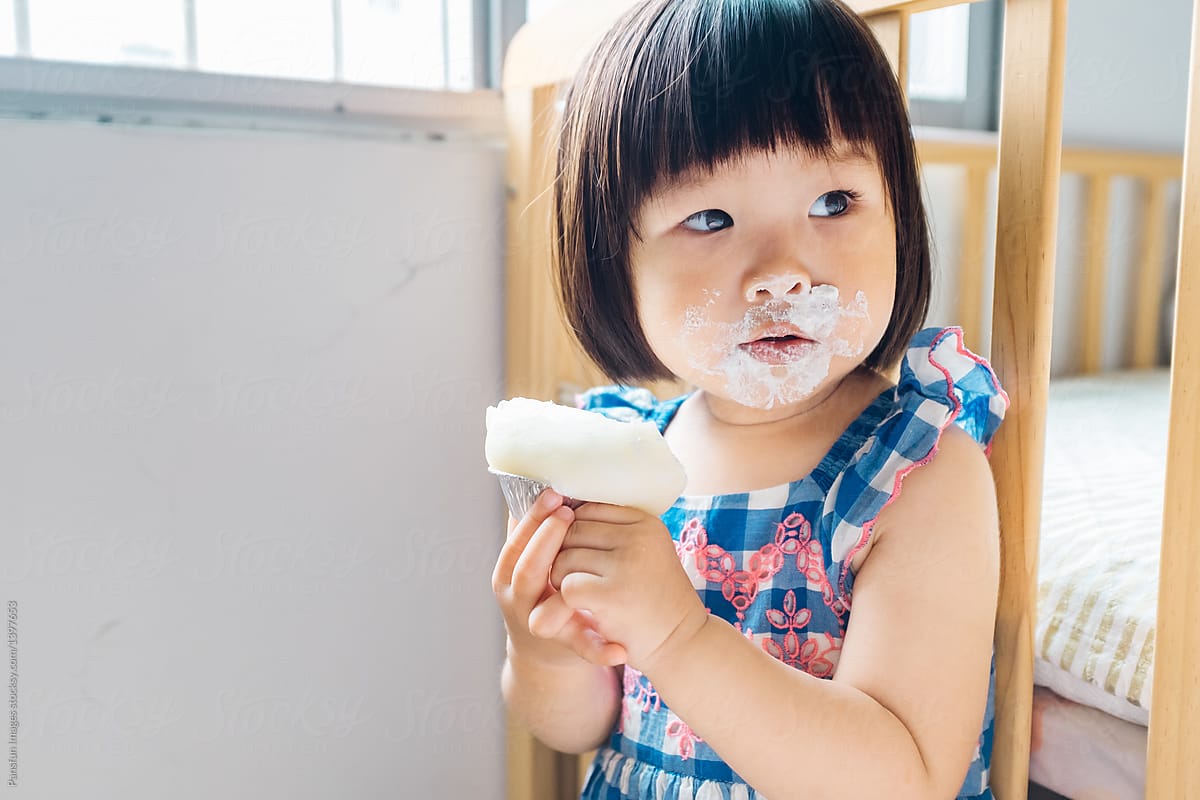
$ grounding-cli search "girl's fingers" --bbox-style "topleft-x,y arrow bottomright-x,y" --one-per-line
510,505 -> 576,602
571,501 -> 644,525
529,592 -> 627,666
560,609 -> 627,667
556,569 -> 606,613
527,591 -> 575,639
559,519 -> 618,552
578,628 -> 628,667
548,547 -> 608,592
492,490 -> 563,591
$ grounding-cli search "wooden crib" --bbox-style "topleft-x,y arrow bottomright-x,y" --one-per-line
499,1 -> 1200,797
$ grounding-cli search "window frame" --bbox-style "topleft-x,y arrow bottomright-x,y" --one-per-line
0,0 -> 525,137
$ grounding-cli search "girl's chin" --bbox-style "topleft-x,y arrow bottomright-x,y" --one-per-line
720,351 -> 840,409
691,377 -> 836,416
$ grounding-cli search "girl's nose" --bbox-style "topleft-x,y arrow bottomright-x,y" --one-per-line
744,272 -> 812,302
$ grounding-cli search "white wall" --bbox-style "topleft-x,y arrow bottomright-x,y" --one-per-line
1060,0 -> 1191,152
0,116 -> 508,799
924,0 -> 1191,375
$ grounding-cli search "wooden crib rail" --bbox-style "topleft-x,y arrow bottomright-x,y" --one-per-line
501,0 -> 983,93
980,3 -> 1066,796
852,0 -> 984,11
1146,1 -> 1200,794
916,130 -> 1183,372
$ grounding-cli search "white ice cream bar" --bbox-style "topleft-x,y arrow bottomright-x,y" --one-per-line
485,397 -> 687,516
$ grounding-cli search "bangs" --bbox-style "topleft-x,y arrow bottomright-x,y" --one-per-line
594,0 -> 909,233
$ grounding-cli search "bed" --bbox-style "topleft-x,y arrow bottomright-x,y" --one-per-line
499,1 -> 1200,798
1024,368 -> 1169,799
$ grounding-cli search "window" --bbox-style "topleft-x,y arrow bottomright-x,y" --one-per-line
1,0 -> 481,90
0,0 -> 18,56
525,0 -> 565,25
908,5 -> 970,102
908,0 -> 1002,131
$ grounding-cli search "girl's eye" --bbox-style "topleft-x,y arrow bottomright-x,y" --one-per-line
681,209 -> 733,232
810,190 -> 862,218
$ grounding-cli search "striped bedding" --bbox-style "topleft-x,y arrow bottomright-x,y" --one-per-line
1034,368 -> 1169,726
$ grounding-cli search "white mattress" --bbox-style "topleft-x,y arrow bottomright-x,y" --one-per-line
1029,686 -> 1146,800
1035,368 -> 1169,726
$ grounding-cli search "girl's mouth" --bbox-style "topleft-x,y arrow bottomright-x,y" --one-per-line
739,335 -> 817,365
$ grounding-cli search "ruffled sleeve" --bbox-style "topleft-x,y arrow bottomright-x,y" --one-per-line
899,327 -> 1009,451
575,385 -> 687,434
829,326 -> 1009,599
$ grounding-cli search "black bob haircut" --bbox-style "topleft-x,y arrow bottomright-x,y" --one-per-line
551,0 -> 933,384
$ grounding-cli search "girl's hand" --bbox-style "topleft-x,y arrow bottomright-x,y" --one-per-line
538,502 -> 709,672
491,489 -> 628,669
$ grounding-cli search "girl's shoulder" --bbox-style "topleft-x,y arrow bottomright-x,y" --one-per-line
574,384 -> 689,434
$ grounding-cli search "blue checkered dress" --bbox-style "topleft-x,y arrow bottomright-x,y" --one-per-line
576,327 -> 1008,800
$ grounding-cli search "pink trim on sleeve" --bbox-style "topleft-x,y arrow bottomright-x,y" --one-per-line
835,327 -> 1001,604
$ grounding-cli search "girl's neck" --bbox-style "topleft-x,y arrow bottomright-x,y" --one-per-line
663,365 -> 894,497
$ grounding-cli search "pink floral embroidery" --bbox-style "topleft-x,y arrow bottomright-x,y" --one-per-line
765,588 -> 812,632
675,518 -> 707,560
775,513 -> 848,621
677,516 -> 849,677
763,592 -> 841,677
678,518 -> 786,625
665,717 -> 704,760
619,666 -> 660,733
679,514 -> 848,623
624,667 -> 660,712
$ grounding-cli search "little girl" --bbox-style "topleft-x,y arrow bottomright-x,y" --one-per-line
492,1 -> 1008,798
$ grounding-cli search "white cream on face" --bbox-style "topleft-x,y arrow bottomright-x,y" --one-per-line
680,285 -> 871,409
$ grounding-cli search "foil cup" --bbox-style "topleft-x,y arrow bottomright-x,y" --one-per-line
489,468 -> 584,520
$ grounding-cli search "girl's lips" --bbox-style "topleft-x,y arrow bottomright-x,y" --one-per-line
746,323 -> 806,341
739,336 -> 817,365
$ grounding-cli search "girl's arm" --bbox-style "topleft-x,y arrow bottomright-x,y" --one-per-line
493,491 -> 627,754
638,425 -> 1000,800
556,429 -> 998,800
501,650 -> 623,754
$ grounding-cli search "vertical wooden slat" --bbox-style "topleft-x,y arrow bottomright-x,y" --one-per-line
866,10 -> 911,101
503,86 -> 535,401
958,166 -> 991,348
1133,177 -> 1170,368
502,82 -> 578,800
1145,0 -> 1200,794
526,84 -> 569,404
577,752 -> 594,794
504,712 -> 564,800
986,0 -> 1067,798
507,88 -> 533,398
1080,175 -> 1112,374
868,7 -> 909,389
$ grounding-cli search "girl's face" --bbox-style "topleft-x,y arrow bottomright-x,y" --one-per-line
629,142 -> 897,418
